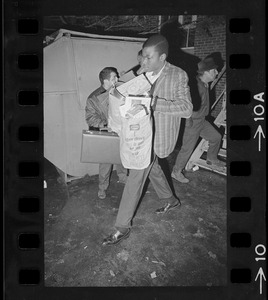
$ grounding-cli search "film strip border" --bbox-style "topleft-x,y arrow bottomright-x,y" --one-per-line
4,2 -> 266,299
228,14 -> 266,298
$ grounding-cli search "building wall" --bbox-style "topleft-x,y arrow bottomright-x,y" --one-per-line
194,16 -> 226,118
44,34 -> 144,178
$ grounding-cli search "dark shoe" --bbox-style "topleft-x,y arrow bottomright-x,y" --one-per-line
155,200 -> 181,214
171,171 -> 189,183
102,229 -> 130,246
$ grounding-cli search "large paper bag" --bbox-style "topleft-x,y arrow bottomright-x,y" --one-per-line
119,114 -> 152,170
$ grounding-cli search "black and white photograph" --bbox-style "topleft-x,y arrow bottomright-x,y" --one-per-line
3,0 -> 266,298
43,15 -> 227,287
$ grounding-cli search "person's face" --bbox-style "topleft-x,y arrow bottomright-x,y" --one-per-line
140,46 -> 166,74
137,52 -> 143,65
204,68 -> 218,83
105,72 -> 118,89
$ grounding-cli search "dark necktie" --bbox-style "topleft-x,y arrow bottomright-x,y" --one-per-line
150,79 -> 158,111
142,73 -> 158,110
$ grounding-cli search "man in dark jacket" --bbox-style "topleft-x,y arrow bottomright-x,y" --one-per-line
171,55 -> 224,183
85,67 -> 127,199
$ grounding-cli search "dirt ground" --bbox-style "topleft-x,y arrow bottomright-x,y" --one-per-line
44,150 -> 227,287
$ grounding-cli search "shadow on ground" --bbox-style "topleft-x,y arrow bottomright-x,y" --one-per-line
44,150 -> 227,287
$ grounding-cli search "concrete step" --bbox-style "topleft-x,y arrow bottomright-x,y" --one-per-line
202,145 -> 226,157
193,158 -> 227,176
215,121 -> 226,127
222,134 -> 226,149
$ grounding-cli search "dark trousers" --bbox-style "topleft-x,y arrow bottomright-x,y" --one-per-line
99,163 -> 127,191
115,155 -> 175,231
173,117 -> 222,172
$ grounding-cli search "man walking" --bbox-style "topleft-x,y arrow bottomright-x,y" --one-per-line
172,55 -> 224,183
102,34 -> 192,245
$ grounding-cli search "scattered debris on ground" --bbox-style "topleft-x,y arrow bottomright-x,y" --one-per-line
44,154 -> 227,287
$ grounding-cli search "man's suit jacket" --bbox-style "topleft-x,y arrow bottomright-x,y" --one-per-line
152,62 -> 193,158
85,86 -> 109,128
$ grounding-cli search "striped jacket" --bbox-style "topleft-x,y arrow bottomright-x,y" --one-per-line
152,62 -> 193,158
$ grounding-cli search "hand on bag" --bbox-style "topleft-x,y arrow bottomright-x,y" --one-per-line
126,104 -> 147,119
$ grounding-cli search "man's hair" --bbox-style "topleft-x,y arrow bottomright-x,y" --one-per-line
99,67 -> 119,84
143,34 -> 169,57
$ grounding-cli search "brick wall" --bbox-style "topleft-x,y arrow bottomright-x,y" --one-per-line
194,16 -> 226,118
